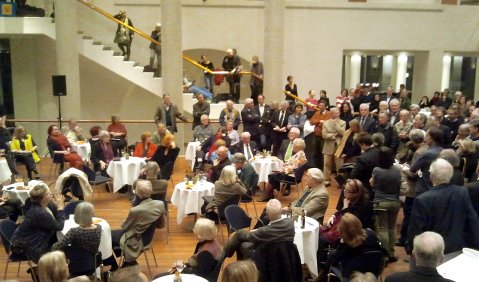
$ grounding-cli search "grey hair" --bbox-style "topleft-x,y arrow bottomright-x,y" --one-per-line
410,104 -> 420,110
74,202 -> 94,226
359,103 -> 369,110
439,149 -> 460,168
413,231 -> 445,268
266,199 -> 282,218
409,129 -> 425,144
135,180 -> 153,199
292,138 -> 306,150
280,101 -> 290,107
232,153 -> 247,164
330,107 -> 340,114
289,127 -> 300,136
429,158 -> 453,185
144,161 -> 160,178
389,98 -> 399,105
379,101 -> 388,107
98,130 -> 110,139
244,98 -> 254,104
200,114 -> 209,121
240,131 -> 251,138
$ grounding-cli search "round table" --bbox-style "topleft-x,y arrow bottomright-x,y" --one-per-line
106,157 -> 146,192
57,216 -> 112,260
250,156 -> 283,183
185,141 -> 201,170
0,158 -> 12,184
71,141 -> 91,162
153,274 -> 208,282
2,180 -> 44,204
171,181 -> 215,224
293,216 -> 320,277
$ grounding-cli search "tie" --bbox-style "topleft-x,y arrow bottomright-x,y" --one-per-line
279,111 -> 284,127
295,189 -> 312,207
284,142 -> 293,161
361,117 -> 365,126
246,144 -> 253,160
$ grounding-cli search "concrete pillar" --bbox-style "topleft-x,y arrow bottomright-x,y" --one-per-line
344,55 -> 351,89
350,55 -> 361,89
264,0 -> 285,103
161,0 -> 185,150
441,55 -> 452,90
382,55 -> 393,88
54,0 -> 81,121
474,58 -> 479,101
396,54 -> 408,90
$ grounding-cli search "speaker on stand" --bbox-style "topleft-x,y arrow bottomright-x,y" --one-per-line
52,75 -> 67,128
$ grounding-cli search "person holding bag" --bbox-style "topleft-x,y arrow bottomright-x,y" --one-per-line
113,10 -> 134,61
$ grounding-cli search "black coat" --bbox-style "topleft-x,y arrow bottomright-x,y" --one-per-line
90,141 -> 118,172
465,181 -> 479,218
355,116 -> 377,134
231,141 -> 258,157
374,123 -> 399,153
241,108 -> 261,136
254,241 -> 302,282
151,146 -> 180,168
255,104 -> 273,135
351,147 -> 381,193
385,266 -> 454,282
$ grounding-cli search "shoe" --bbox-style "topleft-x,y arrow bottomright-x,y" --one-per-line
395,240 -> 406,247
388,256 -> 398,263
258,197 -> 273,202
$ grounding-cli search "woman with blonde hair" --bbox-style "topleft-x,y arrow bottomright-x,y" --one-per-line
205,165 -> 247,211
221,260 -> 258,282
38,251 -> 89,282
458,138 -> 479,182
133,131 -> 157,159
151,133 -> 180,168
10,125 -> 40,179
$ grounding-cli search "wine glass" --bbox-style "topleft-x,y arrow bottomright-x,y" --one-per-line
175,260 -> 185,273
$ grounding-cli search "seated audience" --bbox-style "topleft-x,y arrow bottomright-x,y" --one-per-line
193,114 -> 215,142
151,133 -> 180,169
452,123 -> 470,149
219,100 -> 241,129
0,117 -> 19,177
11,184 -> 65,262
90,130 -> 118,176
197,127 -> 231,163
370,147 -> 401,262
0,195 -> 23,222
204,165 -> 247,212
226,120 -> 240,146
133,131 -> 157,159
62,119 -> 84,144
232,153 -> 259,196
152,123 -> 172,146
209,145 -> 231,183
385,232 -> 453,282
47,124 -> 84,170
231,131 -> 258,159
133,162 -> 167,206
111,181 -> 165,265
407,158 -> 479,254
262,138 -> 307,201
88,125 -> 102,147
10,125 -> 40,179
38,251 -> 89,282
107,114 -> 128,155
221,260 -> 259,282
277,127 -> 301,162
286,168 -> 329,224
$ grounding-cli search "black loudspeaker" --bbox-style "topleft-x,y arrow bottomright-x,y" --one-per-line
52,75 -> 67,96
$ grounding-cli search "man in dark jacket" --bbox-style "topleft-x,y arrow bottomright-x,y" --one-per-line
222,48 -> 242,102
254,95 -> 273,150
350,133 -> 380,196
375,111 -> 399,153
241,98 -> 261,145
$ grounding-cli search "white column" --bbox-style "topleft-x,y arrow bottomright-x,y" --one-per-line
349,54 -> 361,89
54,0 -> 81,120
264,0 -> 285,102
343,55 -> 351,89
382,55 -> 393,88
474,58 -> 479,101
441,55 -> 452,90
161,0 -> 184,149
396,54 -> 408,90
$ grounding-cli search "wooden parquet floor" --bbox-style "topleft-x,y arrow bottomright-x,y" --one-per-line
0,157 -> 409,281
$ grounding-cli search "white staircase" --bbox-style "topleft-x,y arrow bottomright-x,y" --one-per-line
0,17 -> 162,96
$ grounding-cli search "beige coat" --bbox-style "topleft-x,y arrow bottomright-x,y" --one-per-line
322,118 -> 346,155
206,181 -> 247,210
291,184 -> 329,222
55,168 -> 93,197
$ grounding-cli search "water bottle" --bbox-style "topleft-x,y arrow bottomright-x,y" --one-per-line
301,209 -> 306,229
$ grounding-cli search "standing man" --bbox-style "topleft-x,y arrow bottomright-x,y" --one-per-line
154,94 -> 190,133
113,10 -> 134,61
356,103 -> 377,134
322,108 -> 346,183
310,100 -> 331,169
389,99 -> 401,126
192,94 -> 210,129
149,23 -> 161,77
222,49 -> 242,103
255,95 -> 273,151
241,98 -> 261,145
350,133 -> 380,196
375,111 -> 399,154
270,101 -> 291,156
219,100 -> 241,130
250,55 -> 264,105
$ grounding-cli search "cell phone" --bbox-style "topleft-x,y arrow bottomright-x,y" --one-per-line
6,186 -> 15,191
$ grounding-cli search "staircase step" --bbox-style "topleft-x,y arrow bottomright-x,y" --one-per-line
133,62 -> 140,67
103,46 -> 112,51
78,31 -> 84,35
92,41 -> 102,45
113,51 -> 122,56
82,35 -> 93,40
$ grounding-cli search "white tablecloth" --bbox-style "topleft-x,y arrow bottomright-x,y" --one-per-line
250,156 -> 283,183
2,180 -> 44,204
71,142 -> 91,162
185,141 -> 201,170
293,216 -> 320,277
58,216 -> 112,260
171,181 -> 214,224
0,159 -> 12,184
106,157 -> 146,192
153,274 -> 208,282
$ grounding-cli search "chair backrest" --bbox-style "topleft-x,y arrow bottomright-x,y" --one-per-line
0,219 -> 18,253
224,205 -> 251,232
341,250 -> 386,279
64,245 -> 100,277
218,194 -> 241,219
253,241 -> 302,282
160,161 -> 175,180
204,251 -> 225,282
46,141 -> 64,164
141,222 -> 158,247
63,201 -> 82,219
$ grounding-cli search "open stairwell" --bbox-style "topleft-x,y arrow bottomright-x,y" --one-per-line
0,17 -> 162,97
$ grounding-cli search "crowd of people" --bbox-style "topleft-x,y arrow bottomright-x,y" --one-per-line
2,83 -> 479,282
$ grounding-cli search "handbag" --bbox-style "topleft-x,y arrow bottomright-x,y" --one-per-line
319,213 -> 342,244
114,29 -> 130,44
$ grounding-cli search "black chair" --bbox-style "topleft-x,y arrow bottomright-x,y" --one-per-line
253,241 -> 302,282
212,194 -> 241,242
160,161 -> 175,187
327,250 -> 387,282
64,245 -> 101,278
204,251 -> 226,282
278,163 -> 309,198
84,165 -> 110,198
63,201 -> 82,219
224,205 -> 252,235
0,219 -> 36,281
47,142 -> 65,179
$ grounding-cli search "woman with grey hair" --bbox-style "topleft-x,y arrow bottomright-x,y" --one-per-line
90,130 -> 118,176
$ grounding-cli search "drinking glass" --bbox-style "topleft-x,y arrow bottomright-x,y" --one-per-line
175,260 -> 185,273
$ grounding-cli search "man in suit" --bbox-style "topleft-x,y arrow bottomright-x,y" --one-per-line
255,94 -> 273,151
350,133 -> 380,196
389,99 -> 401,126
210,146 -> 232,182
241,98 -> 261,144
309,100 -> 331,169
111,180 -> 165,264
277,128 -> 300,162
322,108 -> 346,183
386,232 -> 453,282
407,159 -> 479,255
154,94 -> 190,133
375,111 -> 399,153
289,168 -> 329,224
192,94 -> 210,129
355,103 -> 377,134
270,101 -> 291,156
219,100 -> 241,130
231,132 -> 258,159
232,153 -> 259,196
381,86 -> 397,104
